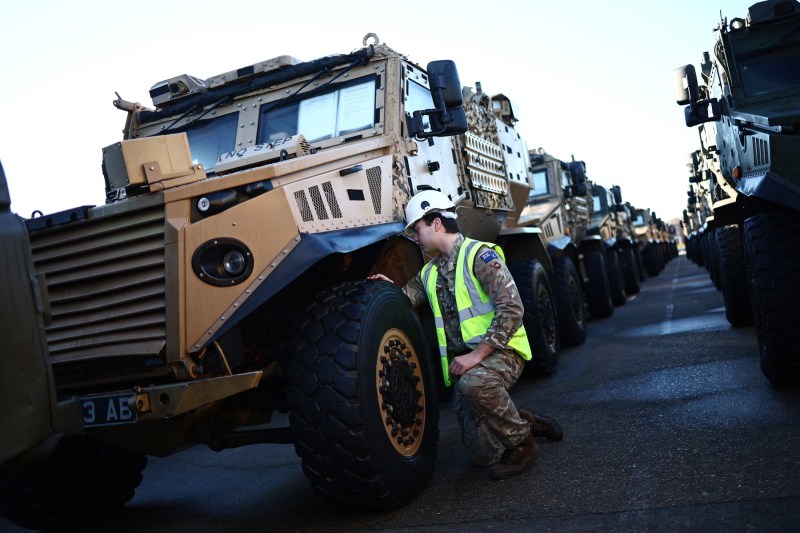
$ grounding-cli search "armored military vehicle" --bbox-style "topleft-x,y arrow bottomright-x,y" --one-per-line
511,148 -> 591,346
614,198 -> 645,295
682,152 -> 716,272
4,35 -> 558,528
633,208 -> 668,277
674,0 -> 800,384
586,184 -> 637,308
682,151 -> 713,267
0,162 -> 98,530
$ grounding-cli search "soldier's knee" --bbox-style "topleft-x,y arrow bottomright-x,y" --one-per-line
456,374 -> 481,402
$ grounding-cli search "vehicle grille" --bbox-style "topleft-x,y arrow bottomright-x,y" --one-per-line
753,137 -> 769,168
29,205 -> 167,374
293,167 -> 380,223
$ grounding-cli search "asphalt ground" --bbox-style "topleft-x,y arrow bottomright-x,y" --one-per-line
2,254 -> 799,532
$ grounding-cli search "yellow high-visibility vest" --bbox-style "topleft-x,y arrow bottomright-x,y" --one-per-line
421,238 -> 531,386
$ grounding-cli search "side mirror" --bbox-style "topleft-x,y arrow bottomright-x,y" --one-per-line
690,150 -> 701,171
673,64 -> 699,105
406,60 -> 468,140
611,185 -> 622,205
568,160 -> 587,184
427,60 -> 464,108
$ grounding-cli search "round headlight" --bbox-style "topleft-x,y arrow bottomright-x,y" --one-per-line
192,238 -> 254,286
223,250 -> 246,275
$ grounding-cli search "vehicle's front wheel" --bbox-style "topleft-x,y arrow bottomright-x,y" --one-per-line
644,244 -> 661,277
619,246 -> 641,295
584,250 -> 613,318
707,230 -> 722,291
743,211 -> 800,386
716,225 -> 752,328
509,260 -> 560,375
550,256 -> 587,347
0,436 -> 147,531
285,280 -> 439,509
606,249 -> 627,306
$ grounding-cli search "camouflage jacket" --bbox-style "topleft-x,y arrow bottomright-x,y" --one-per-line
402,234 -> 524,354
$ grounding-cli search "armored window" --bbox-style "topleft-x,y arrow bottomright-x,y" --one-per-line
528,169 -> 550,201
592,194 -> 602,214
169,112 -> 238,174
737,43 -> 800,98
257,76 -> 378,144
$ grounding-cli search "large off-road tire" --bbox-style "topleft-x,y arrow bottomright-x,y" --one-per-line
693,236 -> 705,267
743,212 -> 800,386
707,231 -> 722,291
0,436 -> 146,531
644,244 -> 661,277
509,260 -> 560,375
716,225 -> 753,328
619,246 -> 641,296
605,249 -> 627,307
583,250 -> 613,318
285,281 -> 439,509
634,245 -> 647,282
550,256 -> 587,347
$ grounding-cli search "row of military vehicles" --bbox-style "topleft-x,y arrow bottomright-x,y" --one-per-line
1,34 -> 673,529
675,0 -> 800,386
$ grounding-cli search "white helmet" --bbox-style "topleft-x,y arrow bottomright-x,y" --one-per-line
404,190 -> 456,234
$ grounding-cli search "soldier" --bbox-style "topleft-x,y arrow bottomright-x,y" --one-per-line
369,190 -> 562,480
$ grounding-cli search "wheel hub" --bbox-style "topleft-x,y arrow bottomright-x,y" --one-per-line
537,286 -> 558,348
376,329 -> 425,456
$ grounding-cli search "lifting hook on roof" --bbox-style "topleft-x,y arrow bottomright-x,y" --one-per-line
363,33 -> 380,47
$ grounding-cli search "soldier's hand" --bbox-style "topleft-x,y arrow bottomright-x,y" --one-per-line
450,353 -> 482,377
367,274 -> 394,283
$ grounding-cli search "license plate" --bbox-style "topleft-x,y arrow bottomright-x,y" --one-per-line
81,393 -> 137,427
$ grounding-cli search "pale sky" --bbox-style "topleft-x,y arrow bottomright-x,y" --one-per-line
0,0 -> 756,223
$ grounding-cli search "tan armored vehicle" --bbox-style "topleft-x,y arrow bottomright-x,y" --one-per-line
586,184 -> 633,309
4,35 -> 557,528
0,162 -> 89,530
512,148 -> 593,345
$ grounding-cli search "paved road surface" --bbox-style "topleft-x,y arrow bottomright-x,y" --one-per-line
2,255 -> 799,531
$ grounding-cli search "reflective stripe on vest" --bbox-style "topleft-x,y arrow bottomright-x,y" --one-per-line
421,238 -> 532,387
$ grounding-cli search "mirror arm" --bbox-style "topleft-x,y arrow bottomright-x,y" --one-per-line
409,105 -> 454,140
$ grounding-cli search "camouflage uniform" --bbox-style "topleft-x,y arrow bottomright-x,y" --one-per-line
402,234 -> 530,466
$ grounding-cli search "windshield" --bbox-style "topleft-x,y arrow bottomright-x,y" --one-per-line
737,43 -> 800,97
182,113 -> 239,173
592,194 -> 602,213
528,169 -> 549,200
257,76 -> 378,143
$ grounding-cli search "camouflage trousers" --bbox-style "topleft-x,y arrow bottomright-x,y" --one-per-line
452,348 -> 530,466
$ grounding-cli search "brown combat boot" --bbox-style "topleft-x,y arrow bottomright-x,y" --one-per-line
518,407 -> 563,441
489,433 -> 539,480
